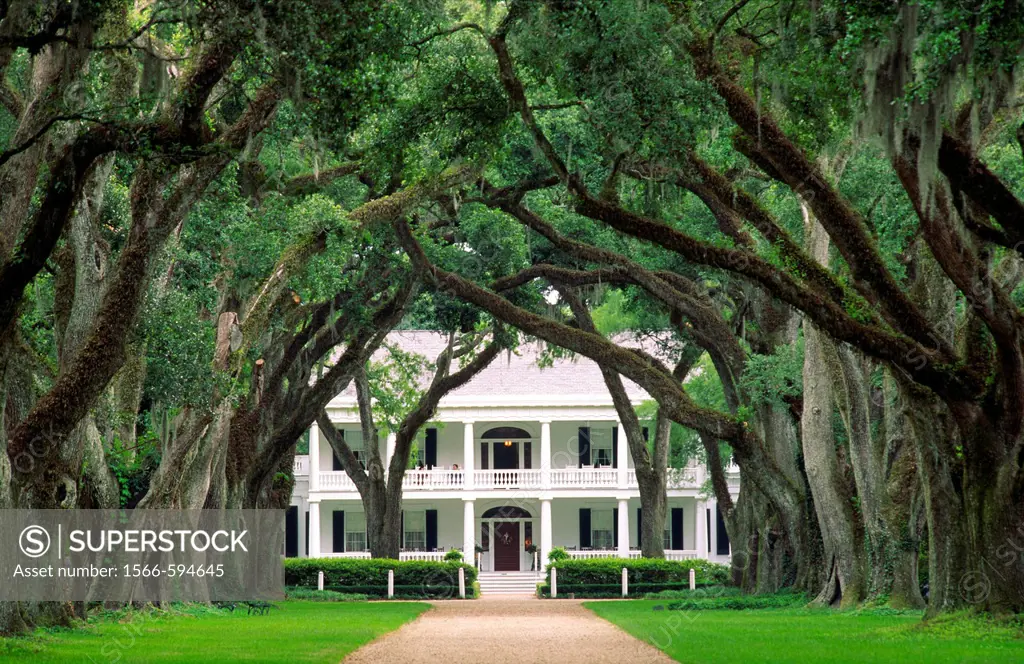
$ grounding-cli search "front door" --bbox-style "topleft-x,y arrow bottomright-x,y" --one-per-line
493,522 -> 520,571
493,442 -> 518,469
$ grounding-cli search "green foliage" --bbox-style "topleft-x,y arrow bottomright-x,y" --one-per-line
548,546 -> 571,563
284,587 -> 369,602
443,549 -> 464,562
547,557 -> 730,591
666,591 -> 806,611
284,558 -> 478,599
740,334 -> 805,407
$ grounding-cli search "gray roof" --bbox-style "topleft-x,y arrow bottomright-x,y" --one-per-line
332,330 -> 668,402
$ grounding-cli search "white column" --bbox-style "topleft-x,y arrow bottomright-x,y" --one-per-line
616,421 -> 628,488
540,420 -> 551,489
463,421 -> 475,489
617,498 -> 629,557
308,501 -> 321,557
309,423 -> 321,492
385,432 -> 397,469
708,499 -> 718,558
463,499 -> 475,561
695,500 -> 708,556
298,499 -> 307,557
540,498 -> 553,565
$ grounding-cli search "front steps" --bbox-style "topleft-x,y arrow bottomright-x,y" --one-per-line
477,571 -> 542,596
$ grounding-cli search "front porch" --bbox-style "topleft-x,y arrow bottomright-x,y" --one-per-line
289,496 -> 732,570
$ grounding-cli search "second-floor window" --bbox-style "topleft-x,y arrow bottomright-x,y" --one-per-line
591,509 -> 614,549
346,512 -> 367,552
404,510 -> 426,550
590,429 -> 613,467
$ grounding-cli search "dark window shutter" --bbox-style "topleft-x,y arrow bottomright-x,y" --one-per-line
578,427 -> 591,467
400,511 -> 405,549
332,452 -> 343,471
716,506 -> 731,555
523,441 -> 532,469
332,511 -> 345,553
426,509 -> 438,550
285,506 -> 298,558
613,508 -> 619,548
304,511 -> 309,555
425,428 -> 438,468
636,508 -> 643,548
611,427 -> 618,468
671,508 -> 684,550
579,508 -> 592,548
480,442 -> 489,470
642,427 -> 649,442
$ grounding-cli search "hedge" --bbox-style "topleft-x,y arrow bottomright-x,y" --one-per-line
541,558 -> 730,598
666,592 -> 806,611
284,558 -> 478,599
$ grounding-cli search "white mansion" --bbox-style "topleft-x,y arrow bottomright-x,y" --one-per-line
287,332 -> 738,579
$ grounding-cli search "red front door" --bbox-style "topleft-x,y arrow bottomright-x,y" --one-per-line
493,522 -> 520,571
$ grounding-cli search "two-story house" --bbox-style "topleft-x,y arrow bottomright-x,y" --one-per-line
287,332 -> 738,589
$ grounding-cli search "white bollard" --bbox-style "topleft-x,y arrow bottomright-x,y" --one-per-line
458,567 -> 466,599
388,569 -> 395,599
621,567 -> 628,598
318,570 -> 324,591
551,567 -> 558,598
689,568 -> 696,591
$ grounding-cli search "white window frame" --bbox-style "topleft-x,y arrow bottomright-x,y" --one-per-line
404,510 -> 426,551
591,509 -> 614,550
346,511 -> 367,552
590,429 -> 614,467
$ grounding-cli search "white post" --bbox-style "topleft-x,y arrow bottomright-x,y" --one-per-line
476,551 -> 481,570
463,499 -> 475,562
388,569 -> 395,599
616,421 -> 628,488
385,432 -> 397,471
317,570 -> 324,591
458,567 -> 466,599
622,567 -> 628,597
535,551 -> 540,578
695,500 -> 709,558
540,420 -> 552,489
463,421 -> 475,490
307,501 -> 321,557
540,498 -> 553,566
309,423 -> 321,492
689,568 -> 696,591
551,567 -> 557,599
617,498 -> 630,558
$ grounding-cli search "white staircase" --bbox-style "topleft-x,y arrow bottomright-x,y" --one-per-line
477,571 -> 541,596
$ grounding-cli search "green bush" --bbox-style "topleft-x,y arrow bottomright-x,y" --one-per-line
547,558 -> 729,587
666,591 -> 806,611
285,587 -> 369,601
284,558 -> 477,599
548,546 -> 570,563
537,581 -> 724,598
444,549 -> 463,562
645,586 -> 742,599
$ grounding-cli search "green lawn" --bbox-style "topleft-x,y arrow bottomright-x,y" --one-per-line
0,601 -> 429,663
586,601 -> 1024,664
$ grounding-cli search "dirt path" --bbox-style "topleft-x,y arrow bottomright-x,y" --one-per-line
342,596 -> 675,664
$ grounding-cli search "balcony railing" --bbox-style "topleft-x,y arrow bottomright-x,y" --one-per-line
550,468 -> 618,487
314,550 -> 449,561
294,455 -> 309,476
314,466 -> 721,492
474,469 -> 543,489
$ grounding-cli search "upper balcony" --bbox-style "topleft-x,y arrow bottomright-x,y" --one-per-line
297,460 -> 739,493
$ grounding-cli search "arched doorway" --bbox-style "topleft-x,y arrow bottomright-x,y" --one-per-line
480,505 -> 534,572
480,426 -> 532,471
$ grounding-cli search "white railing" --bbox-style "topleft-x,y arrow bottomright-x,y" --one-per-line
665,550 -> 700,561
549,468 -> 618,488
319,472 -> 356,491
624,468 -> 700,489
474,469 -> 543,489
402,469 -> 464,490
565,549 -> 642,559
293,455 -> 309,476
314,550 -> 449,561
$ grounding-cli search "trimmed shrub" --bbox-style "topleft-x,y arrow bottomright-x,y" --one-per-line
546,558 -> 729,588
666,592 -> 806,611
548,546 -> 570,563
645,586 -> 742,599
285,587 -> 369,601
444,549 -> 464,562
537,581 -> 723,598
284,558 -> 477,599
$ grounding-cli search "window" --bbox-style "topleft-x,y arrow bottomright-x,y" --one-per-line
591,510 -> 614,549
590,429 -> 613,467
346,512 -> 367,552
345,429 -> 366,469
663,528 -> 672,550
404,511 -> 426,550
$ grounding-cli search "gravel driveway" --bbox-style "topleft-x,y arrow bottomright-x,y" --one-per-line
341,596 -> 675,663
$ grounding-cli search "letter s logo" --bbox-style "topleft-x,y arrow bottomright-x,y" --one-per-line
19,525 -> 51,558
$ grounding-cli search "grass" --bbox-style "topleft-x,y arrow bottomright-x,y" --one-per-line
586,600 -> 1024,664
0,600 -> 428,663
